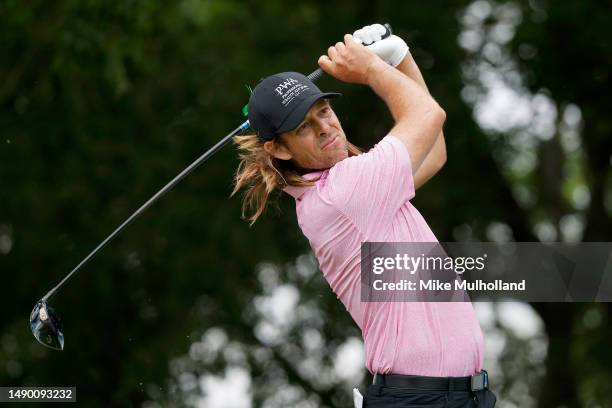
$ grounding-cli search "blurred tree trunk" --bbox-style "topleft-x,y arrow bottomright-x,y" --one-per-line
530,303 -> 579,408
581,114 -> 612,241
537,133 -> 566,236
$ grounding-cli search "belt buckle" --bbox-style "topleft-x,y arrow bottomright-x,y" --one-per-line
470,370 -> 489,391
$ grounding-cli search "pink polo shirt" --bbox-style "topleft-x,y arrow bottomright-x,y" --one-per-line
284,135 -> 484,377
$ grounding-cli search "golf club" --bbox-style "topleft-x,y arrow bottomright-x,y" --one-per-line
30,24 -> 393,351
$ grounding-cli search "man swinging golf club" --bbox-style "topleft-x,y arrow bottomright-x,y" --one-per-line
233,24 -> 496,407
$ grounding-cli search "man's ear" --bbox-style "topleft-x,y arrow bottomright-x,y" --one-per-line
263,139 -> 292,161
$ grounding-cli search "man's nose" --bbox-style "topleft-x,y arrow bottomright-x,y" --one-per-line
314,118 -> 332,135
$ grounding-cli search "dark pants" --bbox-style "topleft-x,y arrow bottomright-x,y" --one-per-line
364,384 -> 497,407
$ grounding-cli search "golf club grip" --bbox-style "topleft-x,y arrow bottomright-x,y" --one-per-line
307,23 -> 393,82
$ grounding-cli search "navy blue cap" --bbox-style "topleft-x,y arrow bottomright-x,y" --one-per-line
248,72 -> 341,141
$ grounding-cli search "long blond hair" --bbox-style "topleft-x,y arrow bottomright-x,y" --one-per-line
231,134 -> 361,225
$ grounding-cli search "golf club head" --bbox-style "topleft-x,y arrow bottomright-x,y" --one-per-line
30,300 -> 64,351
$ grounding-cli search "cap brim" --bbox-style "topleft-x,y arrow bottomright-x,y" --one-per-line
275,92 -> 341,134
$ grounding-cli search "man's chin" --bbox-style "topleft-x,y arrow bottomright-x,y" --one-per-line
327,151 -> 349,167
300,149 -> 349,171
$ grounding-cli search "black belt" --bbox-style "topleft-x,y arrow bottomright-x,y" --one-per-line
373,370 -> 489,392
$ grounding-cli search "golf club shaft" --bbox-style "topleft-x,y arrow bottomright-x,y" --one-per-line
42,70 -> 324,302
42,23 -> 393,301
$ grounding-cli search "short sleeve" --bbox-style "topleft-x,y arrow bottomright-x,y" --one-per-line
328,135 -> 415,237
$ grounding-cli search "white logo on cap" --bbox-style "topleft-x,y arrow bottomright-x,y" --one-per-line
275,77 -> 309,107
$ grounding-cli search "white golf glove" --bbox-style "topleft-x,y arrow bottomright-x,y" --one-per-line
353,23 -> 409,67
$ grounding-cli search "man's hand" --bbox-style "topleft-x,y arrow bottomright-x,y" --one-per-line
353,24 -> 409,67
317,34 -> 384,85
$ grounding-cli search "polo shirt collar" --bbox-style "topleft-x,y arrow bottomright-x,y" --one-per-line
283,170 -> 325,200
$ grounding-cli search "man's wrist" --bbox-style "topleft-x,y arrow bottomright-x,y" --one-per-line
386,35 -> 410,67
395,52 -> 412,73
395,50 -> 430,92
365,58 -> 390,85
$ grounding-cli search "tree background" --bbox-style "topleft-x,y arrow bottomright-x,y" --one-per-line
1,0 -> 610,407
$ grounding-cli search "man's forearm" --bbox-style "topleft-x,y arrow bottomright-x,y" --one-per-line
395,51 -> 430,92
365,58 -> 445,174
395,52 -> 447,188
365,59 -> 441,124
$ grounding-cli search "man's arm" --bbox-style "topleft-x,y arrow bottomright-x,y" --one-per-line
361,58 -> 446,177
318,34 -> 446,176
395,53 -> 447,189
